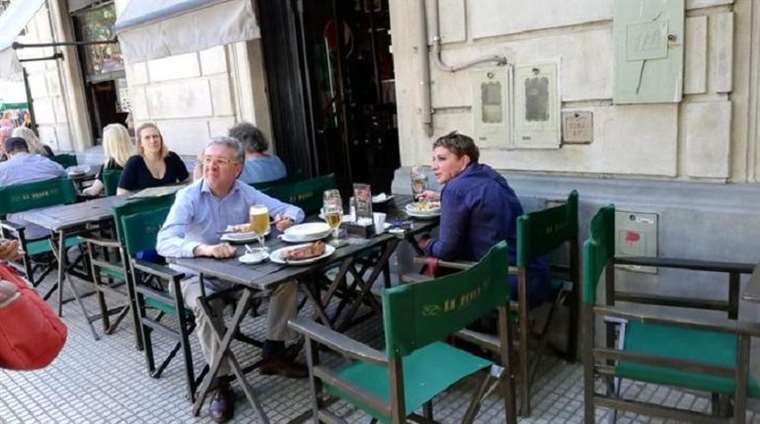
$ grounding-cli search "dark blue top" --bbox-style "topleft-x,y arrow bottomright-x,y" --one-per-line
424,163 -> 551,306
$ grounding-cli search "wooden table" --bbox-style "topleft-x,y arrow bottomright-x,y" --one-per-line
170,195 -> 438,421
15,195 -> 129,339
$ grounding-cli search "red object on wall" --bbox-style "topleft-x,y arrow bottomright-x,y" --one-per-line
0,265 -> 67,370
624,231 -> 640,245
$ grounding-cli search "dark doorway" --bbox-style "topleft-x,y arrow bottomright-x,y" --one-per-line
259,0 -> 399,194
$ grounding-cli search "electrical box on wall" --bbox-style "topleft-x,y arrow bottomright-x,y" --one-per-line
514,62 -> 560,149
471,66 -> 512,148
615,210 -> 658,274
612,0 -> 684,104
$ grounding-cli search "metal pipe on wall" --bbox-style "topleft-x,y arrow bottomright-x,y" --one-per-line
416,0 -> 433,136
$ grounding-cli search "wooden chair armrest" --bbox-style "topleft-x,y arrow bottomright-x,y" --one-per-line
615,256 -> 755,274
454,328 -> 500,353
595,306 -> 760,337
411,257 -> 476,270
80,236 -> 122,249
131,259 -> 185,281
288,317 -> 387,366
742,265 -> 760,303
399,273 -> 433,284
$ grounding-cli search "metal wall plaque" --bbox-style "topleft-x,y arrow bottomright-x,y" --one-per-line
514,62 -> 560,149
561,111 -> 593,144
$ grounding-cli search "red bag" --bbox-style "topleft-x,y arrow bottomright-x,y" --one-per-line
0,265 -> 67,370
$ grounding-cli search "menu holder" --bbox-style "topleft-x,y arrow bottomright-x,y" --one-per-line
345,183 -> 375,237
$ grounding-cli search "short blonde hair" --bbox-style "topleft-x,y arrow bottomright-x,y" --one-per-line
102,123 -> 134,167
136,122 -> 168,158
12,127 -> 46,155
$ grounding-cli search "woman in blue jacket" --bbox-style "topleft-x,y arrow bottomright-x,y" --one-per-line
418,131 -> 551,307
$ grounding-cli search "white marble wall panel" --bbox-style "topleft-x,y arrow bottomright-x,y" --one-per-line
685,101 -> 731,178
33,98 -> 56,125
685,0 -> 733,8
27,73 -> 48,96
427,0 -> 466,44
146,53 -> 201,82
157,119 -> 210,156
469,0 -> 612,39
55,124 -> 72,151
45,71 -> 61,96
200,47 -> 228,75
53,97 -> 67,123
431,27 -> 613,108
128,62 -> 149,85
38,126 -> 57,147
145,79 -> 213,119
209,76 -> 234,116
709,12 -> 733,93
684,16 -> 707,94
208,117 -> 236,138
129,86 -> 149,120
479,104 -> 678,176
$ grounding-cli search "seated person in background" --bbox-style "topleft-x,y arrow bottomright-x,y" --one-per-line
228,122 -> 286,184
0,137 -> 67,239
12,127 -> 54,158
83,123 -> 134,197
0,137 -> 65,187
157,137 -> 306,423
0,128 -> 11,161
117,122 -> 189,195
417,131 -> 551,308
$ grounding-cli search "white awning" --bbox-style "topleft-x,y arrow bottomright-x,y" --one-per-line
113,0 -> 260,63
0,0 -> 47,80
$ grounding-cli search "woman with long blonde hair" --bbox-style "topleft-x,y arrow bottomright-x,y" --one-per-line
117,122 -> 189,195
12,127 -> 53,157
83,123 -> 135,196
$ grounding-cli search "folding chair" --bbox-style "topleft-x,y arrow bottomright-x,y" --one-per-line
101,169 -> 122,196
51,153 -> 78,168
289,241 -> 517,424
514,189 -> 579,415
261,173 -> 337,215
583,205 -> 760,423
0,177 -> 80,288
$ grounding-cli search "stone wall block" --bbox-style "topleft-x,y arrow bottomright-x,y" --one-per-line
33,98 -> 56,125
45,71 -> 61,96
427,0 -> 466,44
130,86 -> 149,120
200,46 -> 228,76
127,62 -> 149,85
684,16 -> 707,94
208,117 -> 236,138
685,101 -> 731,178
708,12 -> 733,93
28,73 -> 48,97
147,53 -> 201,82
157,119 -> 211,156
209,76 -> 234,116
685,0 -> 733,9
145,79 -> 213,119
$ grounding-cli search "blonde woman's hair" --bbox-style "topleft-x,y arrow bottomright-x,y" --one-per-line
135,122 -> 169,158
102,123 -> 134,167
12,127 -> 46,155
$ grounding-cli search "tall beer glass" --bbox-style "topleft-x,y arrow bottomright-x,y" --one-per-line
249,204 -> 269,249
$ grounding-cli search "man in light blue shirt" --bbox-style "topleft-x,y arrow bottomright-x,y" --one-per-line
0,137 -> 66,186
157,137 -> 305,423
229,122 -> 287,185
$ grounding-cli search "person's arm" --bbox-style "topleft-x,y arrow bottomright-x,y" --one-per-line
251,189 -> 305,224
424,189 -> 469,261
117,157 -> 139,194
156,190 -> 202,258
82,180 -> 104,197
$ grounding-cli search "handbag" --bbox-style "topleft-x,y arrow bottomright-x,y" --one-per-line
0,265 -> 67,370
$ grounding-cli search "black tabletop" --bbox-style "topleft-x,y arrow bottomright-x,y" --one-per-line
15,195 -> 128,232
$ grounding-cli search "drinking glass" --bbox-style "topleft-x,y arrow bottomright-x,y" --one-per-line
410,166 -> 427,199
323,190 -> 343,241
249,204 -> 269,250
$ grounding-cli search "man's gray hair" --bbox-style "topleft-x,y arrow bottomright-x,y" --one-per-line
206,136 -> 245,163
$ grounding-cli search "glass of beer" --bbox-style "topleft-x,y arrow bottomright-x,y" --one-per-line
323,190 -> 343,241
249,204 -> 269,249
410,166 -> 427,199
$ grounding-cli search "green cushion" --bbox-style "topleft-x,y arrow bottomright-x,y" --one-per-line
325,342 -> 492,423
145,297 -> 178,317
99,266 -> 126,281
25,235 -> 81,256
616,321 -> 760,398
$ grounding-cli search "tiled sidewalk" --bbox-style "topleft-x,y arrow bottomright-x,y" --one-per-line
1,274 -> 758,423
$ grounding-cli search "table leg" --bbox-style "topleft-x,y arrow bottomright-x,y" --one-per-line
192,289 -> 269,423
57,230 -> 101,340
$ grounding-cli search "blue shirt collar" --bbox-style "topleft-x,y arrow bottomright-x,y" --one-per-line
200,178 -> 242,199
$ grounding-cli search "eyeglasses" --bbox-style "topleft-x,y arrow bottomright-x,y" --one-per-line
202,155 -> 238,167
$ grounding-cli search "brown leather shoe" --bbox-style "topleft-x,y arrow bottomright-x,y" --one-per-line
259,356 -> 308,379
209,382 -> 235,423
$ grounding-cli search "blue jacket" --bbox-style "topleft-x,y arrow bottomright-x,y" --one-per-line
424,163 -> 551,306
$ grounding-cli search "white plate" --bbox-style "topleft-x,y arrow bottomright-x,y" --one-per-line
270,243 -> 336,265
221,228 -> 270,243
238,250 -> 269,264
283,222 -> 332,242
405,203 -> 441,216
406,209 -> 441,219
279,231 -> 331,243
372,193 -> 394,204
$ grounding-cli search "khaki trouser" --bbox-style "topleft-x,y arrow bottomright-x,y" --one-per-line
180,277 -> 298,377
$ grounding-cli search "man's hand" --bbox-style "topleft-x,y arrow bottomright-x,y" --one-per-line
193,243 -> 236,259
0,280 -> 19,307
0,240 -> 22,261
273,214 -> 294,231
416,190 -> 440,202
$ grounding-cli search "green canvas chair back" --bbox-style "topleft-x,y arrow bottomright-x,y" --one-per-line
383,241 -> 509,357
261,173 -> 337,215
121,207 -> 172,257
112,195 -> 175,246
582,205 -> 615,305
250,169 -> 306,191
516,190 -> 578,266
101,169 -> 122,196
52,153 -> 78,168
0,177 -> 76,216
